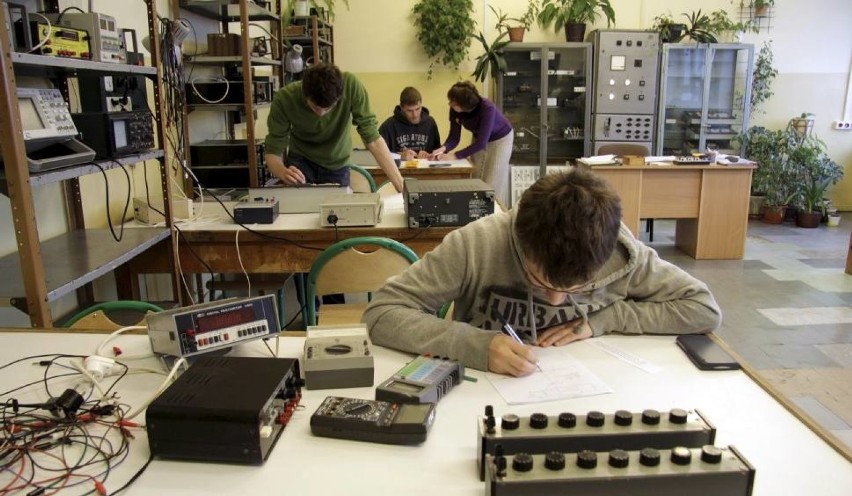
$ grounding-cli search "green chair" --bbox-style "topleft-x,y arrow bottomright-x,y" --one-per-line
63,301 -> 165,330
348,163 -> 377,193
305,236 -> 418,327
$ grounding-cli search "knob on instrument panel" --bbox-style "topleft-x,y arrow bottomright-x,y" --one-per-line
529,413 -> 549,429
512,453 -> 534,472
557,412 -> 576,428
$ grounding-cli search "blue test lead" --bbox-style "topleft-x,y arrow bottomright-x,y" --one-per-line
496,316 -> 543,373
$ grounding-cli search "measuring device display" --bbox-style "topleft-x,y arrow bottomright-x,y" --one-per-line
310,396 -> 436,445
375,355 -> 464,404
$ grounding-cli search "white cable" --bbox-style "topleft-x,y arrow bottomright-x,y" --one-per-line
95,325 -> 155,361
29,13 -> 51,53
235,229 -> 252,295
190,77 -> 230,104
124,357 -> 188,420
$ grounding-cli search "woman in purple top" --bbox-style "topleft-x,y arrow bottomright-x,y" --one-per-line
430,81 -> 514,206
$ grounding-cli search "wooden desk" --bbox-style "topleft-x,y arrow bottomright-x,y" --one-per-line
124,195 -> 455,299
1,331 -> 849,495
587,164 -> 755,259
350,149 -> 473,185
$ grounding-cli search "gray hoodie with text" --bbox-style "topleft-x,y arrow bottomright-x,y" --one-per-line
363,209 -> 722,371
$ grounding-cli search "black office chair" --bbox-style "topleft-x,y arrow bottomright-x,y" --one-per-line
596,144 -> 654,241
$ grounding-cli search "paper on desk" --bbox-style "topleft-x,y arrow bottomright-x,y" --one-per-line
644,155 -> 675,163
488,347 -> 612,405
577,154 -> 617,165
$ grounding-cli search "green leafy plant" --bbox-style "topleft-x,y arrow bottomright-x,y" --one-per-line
537,0 -> 615,31
750,41 -> 778,115
650,13 -> 687,43
654,9 -> 753,43
509,0 -> 541,30
739,124 -> 844,210
471,31 -> 510,82
412,0 -> 475,77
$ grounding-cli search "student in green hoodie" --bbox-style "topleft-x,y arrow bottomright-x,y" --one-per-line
364,169 -> 721,377
264,64 -> 403,192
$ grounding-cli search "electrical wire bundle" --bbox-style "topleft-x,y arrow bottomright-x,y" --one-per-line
0,355 -> 140,495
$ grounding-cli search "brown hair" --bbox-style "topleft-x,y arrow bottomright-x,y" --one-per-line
302,63 -> 344,108
447,81 -> 481,112
515,169 -> 622,287
400,87 -> 422,106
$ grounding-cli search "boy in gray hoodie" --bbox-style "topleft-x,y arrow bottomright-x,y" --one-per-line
363,169 -> 721,376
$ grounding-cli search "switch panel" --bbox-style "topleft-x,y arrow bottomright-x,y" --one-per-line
592,30 -> 660,115
593,114 -> 654,142
477,406 -> 715,480
485,445 -> 755,496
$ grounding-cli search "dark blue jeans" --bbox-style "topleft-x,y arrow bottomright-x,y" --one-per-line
286,154 -> 350,186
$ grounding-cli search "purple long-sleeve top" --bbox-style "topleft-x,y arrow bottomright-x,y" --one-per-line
442,98 -> 513,159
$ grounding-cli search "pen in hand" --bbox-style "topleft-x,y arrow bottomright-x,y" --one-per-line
496,316 -> 543,373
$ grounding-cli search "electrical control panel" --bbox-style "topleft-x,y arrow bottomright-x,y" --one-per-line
590,29 -> 660,155
234,198 -> 280,224
146,295 -> 279,358
477,406 -> 716,480
591,30 -> 660,115
485,445 -> 755,496
320,193 -> 383,227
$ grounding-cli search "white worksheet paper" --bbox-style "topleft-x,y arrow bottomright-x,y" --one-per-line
487,347 -> 613,405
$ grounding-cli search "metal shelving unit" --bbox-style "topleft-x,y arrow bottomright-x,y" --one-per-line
0,0 -> 180,327
176,0 -> 283,188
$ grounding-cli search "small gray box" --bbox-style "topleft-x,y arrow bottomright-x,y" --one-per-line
303,325 -> 374,390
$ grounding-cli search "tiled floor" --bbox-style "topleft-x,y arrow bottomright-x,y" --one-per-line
642,214 -> 852,456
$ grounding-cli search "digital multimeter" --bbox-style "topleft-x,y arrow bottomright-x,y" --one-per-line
375,355 -> 464,404
310,396 -> 436,445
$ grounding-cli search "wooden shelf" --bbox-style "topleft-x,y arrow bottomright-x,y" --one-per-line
179,0 -> 278,21
187,55 -> 281,66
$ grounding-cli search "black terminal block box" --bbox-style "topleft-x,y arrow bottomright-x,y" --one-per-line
485,446 -> 755,496
234,198 -> 279,224
404,178 -> 495,228
477,406 -> 716,480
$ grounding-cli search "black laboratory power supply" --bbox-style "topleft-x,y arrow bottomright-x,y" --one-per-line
404,179 -> 495,228
146,356 -> 302,464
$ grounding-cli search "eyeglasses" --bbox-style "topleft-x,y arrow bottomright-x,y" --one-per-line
523,261 -> 587,295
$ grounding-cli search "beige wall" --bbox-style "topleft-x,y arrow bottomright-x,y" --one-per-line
333,0 -> 852,206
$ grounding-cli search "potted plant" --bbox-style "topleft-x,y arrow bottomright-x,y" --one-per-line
501,1 -> 540,42
789,112 -> 815,138
742,0 -> 774,18
737,126 -> 798,223
750,41 -> 778,115
471,30 -> 510,82
679,9 -> 753,43
537,0 -> 615,42
650,13 -> 687,43
412,0 -> 475,77
791,136 -> 844,228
